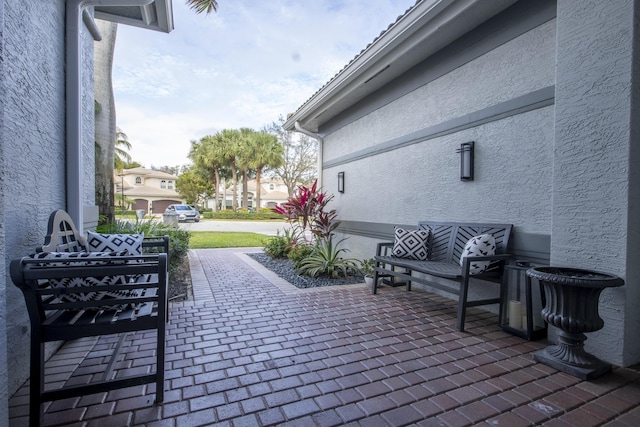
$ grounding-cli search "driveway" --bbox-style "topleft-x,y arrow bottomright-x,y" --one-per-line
177,219 -> 291,236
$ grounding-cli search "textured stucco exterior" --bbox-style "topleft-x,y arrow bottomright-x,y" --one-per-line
551,0 -> 640,368
295,0 -> 640,368
325,15 -> 556,238
1,0 -> 97,419
0,1 -> 6,422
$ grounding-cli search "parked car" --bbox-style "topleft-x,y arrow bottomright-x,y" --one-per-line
164,204 -> 200,222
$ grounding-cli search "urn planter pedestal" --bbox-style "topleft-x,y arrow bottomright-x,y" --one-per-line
526,266 -> 624,380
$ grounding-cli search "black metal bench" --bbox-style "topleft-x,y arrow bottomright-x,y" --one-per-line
10,210 -> 169,427
373,221 -> 512,332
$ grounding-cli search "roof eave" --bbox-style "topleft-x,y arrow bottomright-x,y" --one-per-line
283,0 -> 518,133
94,0 -> 174,33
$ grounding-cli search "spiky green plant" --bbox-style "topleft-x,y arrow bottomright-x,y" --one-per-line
297,237 -> 359,278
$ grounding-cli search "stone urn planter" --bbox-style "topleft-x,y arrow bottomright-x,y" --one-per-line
526,266 -> 624,380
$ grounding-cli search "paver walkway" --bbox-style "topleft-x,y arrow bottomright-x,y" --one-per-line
9,248 -> 640,426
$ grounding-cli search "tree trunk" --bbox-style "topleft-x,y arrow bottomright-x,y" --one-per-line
255,168 -> 262,209
230,161 -> 238,211
213,168 -> 220,212
94,21 -> 118,222
242,170 -> 248,208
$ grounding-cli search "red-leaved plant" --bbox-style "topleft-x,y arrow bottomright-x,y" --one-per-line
272,180 -> 340,242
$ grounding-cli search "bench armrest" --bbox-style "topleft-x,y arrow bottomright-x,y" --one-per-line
376,242 -> 394,257
142,235 -> 169,254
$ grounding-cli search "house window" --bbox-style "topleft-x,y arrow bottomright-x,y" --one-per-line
269,184 -> 274,190
135,177 -> 142,184
161,180 -> 166,189
168,180 -> 173,189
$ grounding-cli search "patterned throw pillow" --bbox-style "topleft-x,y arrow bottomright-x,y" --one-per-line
86,232 -> 144,255
459,234 -> 496,275
29,251 -> 140,311
392,227 -> 430,260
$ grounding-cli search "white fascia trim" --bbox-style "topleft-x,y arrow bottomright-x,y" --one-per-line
93,0 -> 174,33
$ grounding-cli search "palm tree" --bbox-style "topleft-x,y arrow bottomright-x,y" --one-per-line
114,127 -> 132,171
94,20 -> 119,222
237,128 -> 257,210
248,130 -> 283,209
189,136 -> 224,211
216,129 -> 241,211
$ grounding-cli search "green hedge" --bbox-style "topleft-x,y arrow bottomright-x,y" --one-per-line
201,211 -> 285,220
97,219 -> 190,274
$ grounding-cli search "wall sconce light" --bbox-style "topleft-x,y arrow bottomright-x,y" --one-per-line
338,172 -> 345,193
457,141 -> 474,181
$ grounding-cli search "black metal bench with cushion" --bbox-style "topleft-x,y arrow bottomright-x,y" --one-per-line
373,221 -> 513,332
10,210 -> 168,427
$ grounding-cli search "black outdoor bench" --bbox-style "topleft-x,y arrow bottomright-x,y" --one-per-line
10,210 -> 168,427
373,221 -> 513,332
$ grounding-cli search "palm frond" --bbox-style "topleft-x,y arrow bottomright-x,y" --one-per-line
186,0 -> 218,15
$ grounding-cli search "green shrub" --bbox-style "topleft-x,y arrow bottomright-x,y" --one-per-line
287,244 -> 314,269
297,237 -> 359,278
97,218 -> 190,273
201,210 -> 285,220
263,234 -> 289,258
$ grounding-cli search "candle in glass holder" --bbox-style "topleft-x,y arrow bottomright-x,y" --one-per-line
508,300 -> 523,328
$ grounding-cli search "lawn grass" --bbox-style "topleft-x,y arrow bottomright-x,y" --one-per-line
189,231 -> 270,248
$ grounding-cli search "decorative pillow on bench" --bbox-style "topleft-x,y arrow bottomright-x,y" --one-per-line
86,232 -> 144,255
392,227 -> 430,260
460,234 -> 496,275
29,251 -> 141,311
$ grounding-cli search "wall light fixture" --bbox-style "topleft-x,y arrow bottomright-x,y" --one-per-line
338,171 -> 345,193
458,141 -> 475,181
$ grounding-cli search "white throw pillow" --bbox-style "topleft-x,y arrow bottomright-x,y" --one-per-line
460,234 -> 496,275
392,227 -> 429,260
86,231 -> 144,255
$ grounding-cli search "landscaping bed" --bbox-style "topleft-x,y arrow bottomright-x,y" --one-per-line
248,252 -> 364,289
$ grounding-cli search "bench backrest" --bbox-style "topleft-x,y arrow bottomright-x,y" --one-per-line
39,210 -> 170,254
40,210 -> 87,252
418,221 -> 513,264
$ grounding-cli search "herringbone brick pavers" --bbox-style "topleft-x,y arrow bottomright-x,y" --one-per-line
8,248 -> 640,426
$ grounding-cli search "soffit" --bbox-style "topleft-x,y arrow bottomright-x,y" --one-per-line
283,0 -> 518,133
95,0 -> 174,33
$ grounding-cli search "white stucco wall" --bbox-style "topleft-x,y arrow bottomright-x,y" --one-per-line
1,0 -> 97,406
325,18 -> 556,239
3,1 -> 67,399
323,20 -> 556,162
0,1 -> 7,422
552,0 -> 638,367
324,1 -> 640,367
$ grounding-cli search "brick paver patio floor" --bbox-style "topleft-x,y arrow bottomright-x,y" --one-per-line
9,248 -> 640,426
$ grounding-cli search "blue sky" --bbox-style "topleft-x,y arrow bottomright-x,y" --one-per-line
112,0 -> 416,168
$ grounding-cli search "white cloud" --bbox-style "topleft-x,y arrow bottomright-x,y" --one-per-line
112,0 -> 416,167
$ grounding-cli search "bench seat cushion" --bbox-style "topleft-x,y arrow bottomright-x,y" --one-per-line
376,256 -> 462,279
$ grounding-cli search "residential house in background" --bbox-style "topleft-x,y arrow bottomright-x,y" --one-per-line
204,177 -> 291,210
116,167 -> 183,214
0,2 -> 174,425
284,0 -> 640,369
